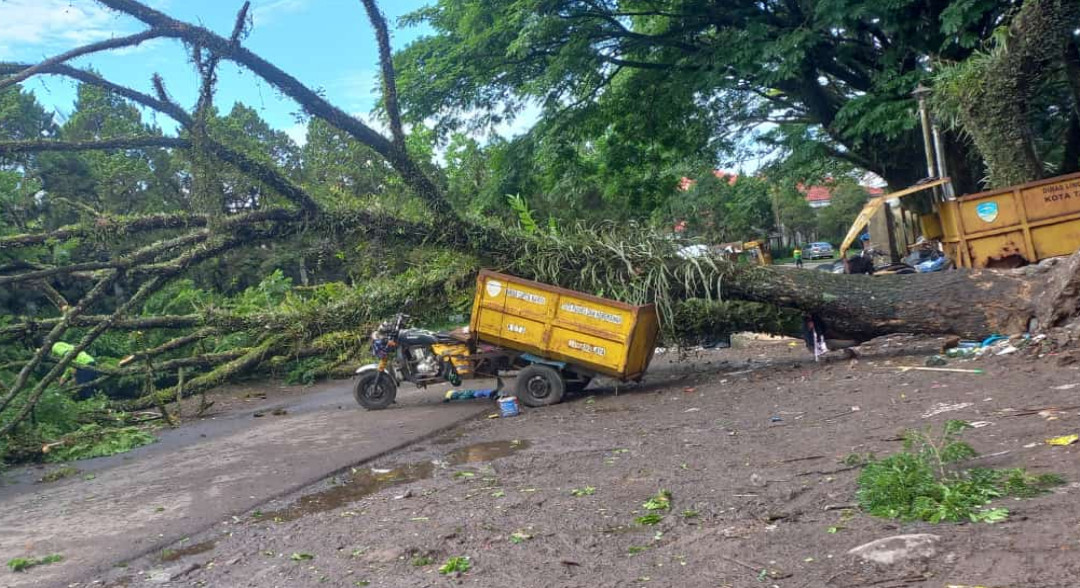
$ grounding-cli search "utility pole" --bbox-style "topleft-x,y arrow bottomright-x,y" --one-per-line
913,83 -> 938,182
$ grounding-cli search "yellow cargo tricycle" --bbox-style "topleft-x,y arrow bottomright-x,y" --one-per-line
353,270 -> 661,409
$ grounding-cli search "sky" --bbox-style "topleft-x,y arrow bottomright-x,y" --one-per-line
0,0 -> 537,146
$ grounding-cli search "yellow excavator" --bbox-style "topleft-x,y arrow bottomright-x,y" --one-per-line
742,240 -> 773,266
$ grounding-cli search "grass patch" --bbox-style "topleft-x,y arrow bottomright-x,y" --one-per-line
570,486 -> 596,497
7,554 -> 62,572
438,556 -> 471,575
38,466 -> 79,483
411,556 -> 433,567
857,420 -> 1065,524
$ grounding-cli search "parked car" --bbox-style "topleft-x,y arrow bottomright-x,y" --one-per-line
806,242 -> 834,260
676,244 -> 711,259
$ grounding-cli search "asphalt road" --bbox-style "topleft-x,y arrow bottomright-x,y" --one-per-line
0,379 -> 493,587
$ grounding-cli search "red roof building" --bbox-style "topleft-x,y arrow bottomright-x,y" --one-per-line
677,171 -> 883,209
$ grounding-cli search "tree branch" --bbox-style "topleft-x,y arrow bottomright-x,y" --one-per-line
93,0 -> 453,216
0,230 -> 208,286
0,29 -> 164,91
0,64 -> 320,214
0,212 -> 207,250
359,0 -> 406,150
0,137 -> 189,154
0,63 -> 192,126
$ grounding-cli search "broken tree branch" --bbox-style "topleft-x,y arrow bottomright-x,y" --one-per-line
0,29 -> 165,91
0,212 -> 207,250
0,137 -> 189,154
360,0 -> 406,150
93,0 -> 453,216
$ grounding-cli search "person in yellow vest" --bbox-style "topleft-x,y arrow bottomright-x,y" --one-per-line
51,342 -> 98,399
793,246 -> 803,268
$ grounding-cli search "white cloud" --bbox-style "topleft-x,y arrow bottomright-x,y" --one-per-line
251,0 -> 311,27
327,69 -> 381,110
283,121 -> 308,147
0,0 -> 127,58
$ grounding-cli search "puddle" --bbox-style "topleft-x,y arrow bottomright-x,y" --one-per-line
446,440 -> 531,465
159,540 -> 216,562
261,440 -> 530,522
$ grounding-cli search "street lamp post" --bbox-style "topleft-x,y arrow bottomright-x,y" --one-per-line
913,83 -> 938,182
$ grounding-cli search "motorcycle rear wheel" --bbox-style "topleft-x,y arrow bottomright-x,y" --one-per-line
354,371 -> 398,410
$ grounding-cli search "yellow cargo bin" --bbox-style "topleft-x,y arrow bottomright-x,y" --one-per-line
943,172 -> 1080,268
469,270 -> 660,380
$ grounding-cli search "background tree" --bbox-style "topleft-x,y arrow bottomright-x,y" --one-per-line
932,0 -> 1080,187
816,182 -> 873,245
393,0 -> 1018,196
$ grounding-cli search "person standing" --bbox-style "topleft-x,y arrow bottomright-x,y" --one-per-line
51,341 -> 99,400
793,246 -> 803,268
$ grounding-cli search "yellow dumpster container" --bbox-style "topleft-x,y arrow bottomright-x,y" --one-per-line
939,172 -> 1080,268
469,270 -> 660,381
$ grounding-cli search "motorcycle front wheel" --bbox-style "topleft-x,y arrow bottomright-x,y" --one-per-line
353,371 -> 398,410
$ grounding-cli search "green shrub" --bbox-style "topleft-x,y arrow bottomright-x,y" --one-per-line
856,420 -> 1065,524
44,425 -> 155,463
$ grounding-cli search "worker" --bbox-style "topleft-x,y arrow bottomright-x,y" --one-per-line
51,342 -> 98,399
793,246 -> 803,268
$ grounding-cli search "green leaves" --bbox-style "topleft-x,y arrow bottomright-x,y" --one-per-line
635,513 -> 663,526
7,554 -> 62,572
507,194 -> 539,234
857,421 -> 1065,524
642,489 -> 672,511
44,425 -> 155,463
438,556 -> 471,575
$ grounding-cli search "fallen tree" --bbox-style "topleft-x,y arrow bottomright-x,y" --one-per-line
2,0 -> 1080,441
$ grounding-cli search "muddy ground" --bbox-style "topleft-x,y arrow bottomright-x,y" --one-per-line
78,336 -> 1080,587
0,380 -> 493,588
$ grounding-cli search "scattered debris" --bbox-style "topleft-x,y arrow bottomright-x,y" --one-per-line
897,367 -> 985,374
848,534 -> 941,565
922,402 -> 974,419
498,396 -> 521,418
1046,434 -> 1079,447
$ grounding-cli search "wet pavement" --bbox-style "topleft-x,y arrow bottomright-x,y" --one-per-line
259,439 -> 531,522
0,379 -> 495,587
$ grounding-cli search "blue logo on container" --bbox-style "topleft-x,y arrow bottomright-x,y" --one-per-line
975,201 -> 999,223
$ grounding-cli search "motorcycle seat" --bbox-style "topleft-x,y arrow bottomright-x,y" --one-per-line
435,328 -> 471,344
